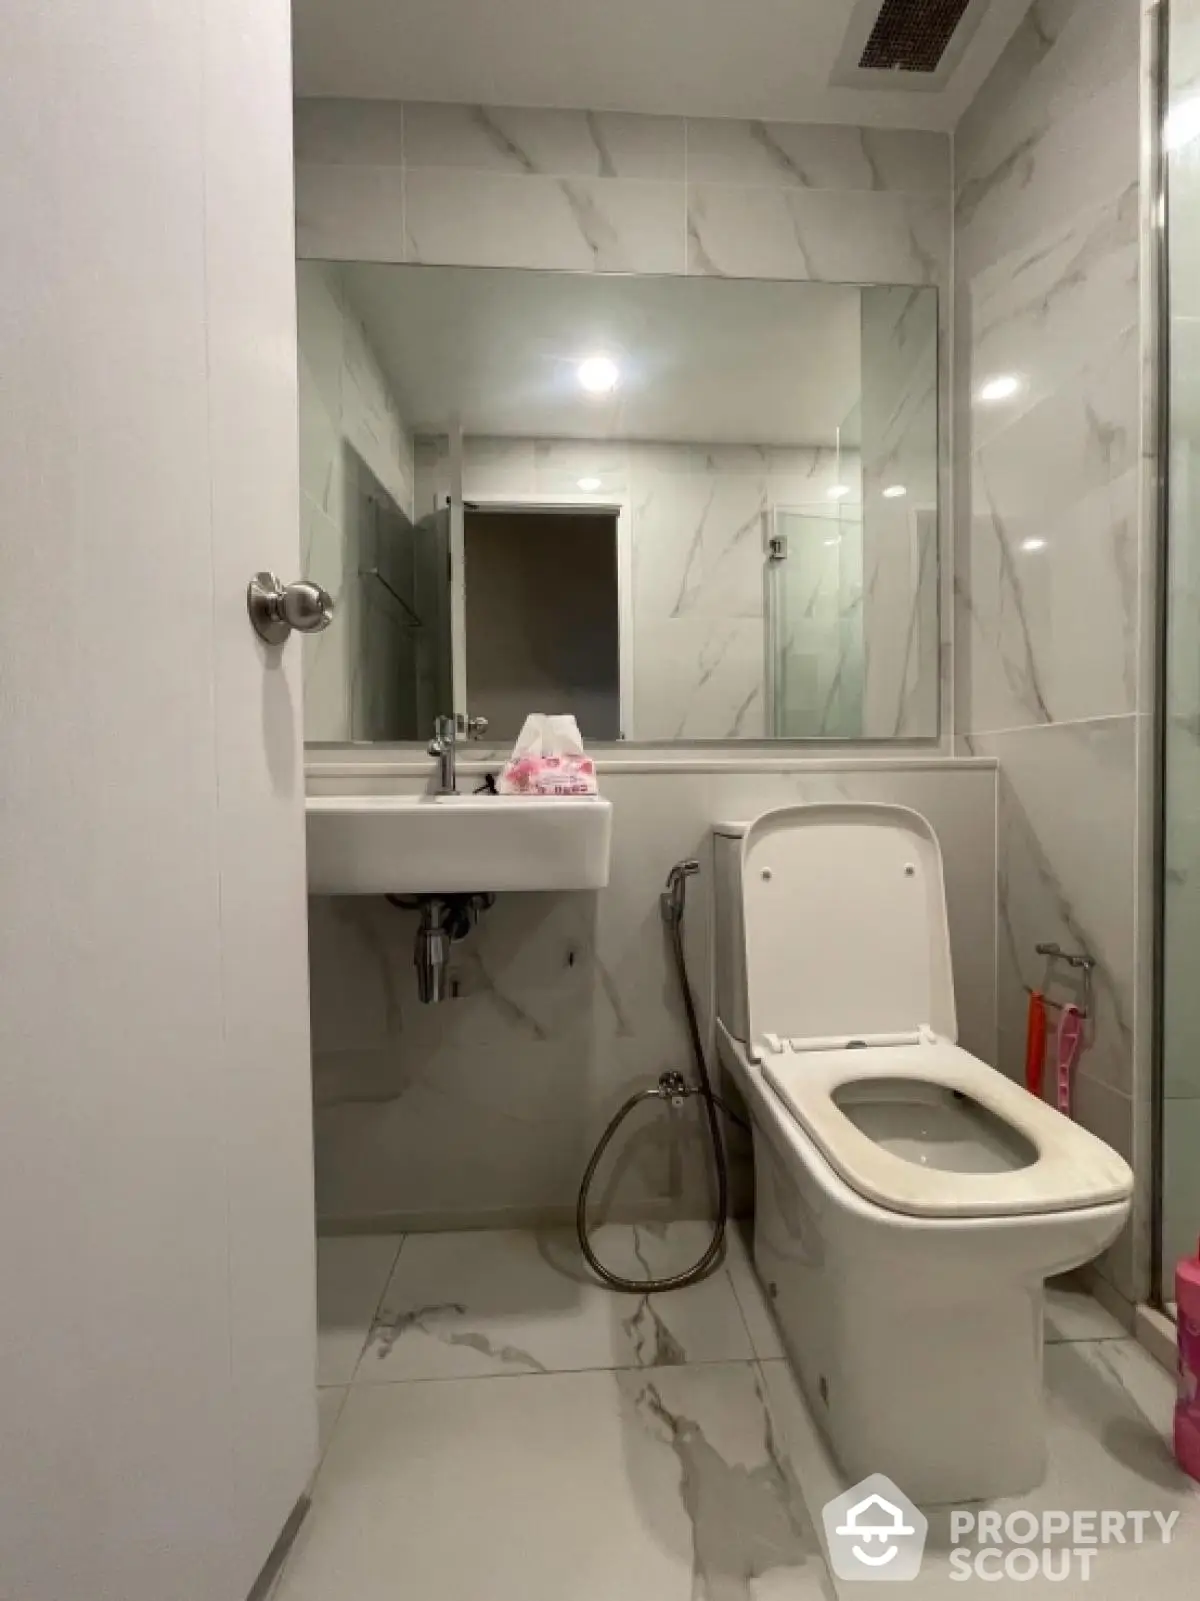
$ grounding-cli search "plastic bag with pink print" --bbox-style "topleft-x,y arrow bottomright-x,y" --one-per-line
497,713 -> 599,797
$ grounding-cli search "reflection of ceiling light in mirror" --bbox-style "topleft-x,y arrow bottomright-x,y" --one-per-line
577,477 -> 602,492
824,538 -> 841,547
1021,538 -> 1047,552
827,484 -> 851,500
577,355 -> 620,394
978,374 -> 1021,403
882,484 -> 907,499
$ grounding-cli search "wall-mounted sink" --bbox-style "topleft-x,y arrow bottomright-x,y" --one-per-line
306,794 -> 613,895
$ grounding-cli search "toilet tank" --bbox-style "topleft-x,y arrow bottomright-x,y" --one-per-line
713,821 -> 751,1042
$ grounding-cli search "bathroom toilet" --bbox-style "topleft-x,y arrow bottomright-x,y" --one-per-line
713,803 -> 1133,1505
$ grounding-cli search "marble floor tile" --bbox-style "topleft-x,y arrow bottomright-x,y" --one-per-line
1044,1276 -> 1128,1344
316,1386 -> 347,1458
724,1224 -> 786,1361
316,1235 -> 405,1385
765,1339 -> 1200,1599
357,1224 -> 754,1382
275,1364 -> 833,1601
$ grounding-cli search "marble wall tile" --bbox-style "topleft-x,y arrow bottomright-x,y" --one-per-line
404,103 -> 685,181
958,327 -> 1140,733
683,119 -> 949,195
957,0 -> 1137,183
967,714 -> 1140,1303
968,718 -> 1136,1099
686,186 -> 950,286
953,0 -> 1148,1298
405,170 -> 686,275
295,163 -> 406,264
309,763 -> 996,1228
631,452 -> 774,623
633,619 -> 767,741
293,99 -> 405,166
955,0 -> 1140,260
956,65 -> 1140,284
965,187 -> 1139,457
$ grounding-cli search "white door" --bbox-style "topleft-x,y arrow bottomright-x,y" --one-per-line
0,4 -> 316,1600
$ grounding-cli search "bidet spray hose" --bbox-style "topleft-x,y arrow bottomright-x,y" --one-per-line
576,857 -> 731,1293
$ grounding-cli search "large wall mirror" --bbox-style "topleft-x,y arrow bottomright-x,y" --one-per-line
298,261 -> 939,744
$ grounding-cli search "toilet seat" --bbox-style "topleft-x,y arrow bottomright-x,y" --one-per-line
761,1037 -> 1132,1220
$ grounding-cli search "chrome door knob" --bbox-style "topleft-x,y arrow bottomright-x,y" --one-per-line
247,572 -> 335,644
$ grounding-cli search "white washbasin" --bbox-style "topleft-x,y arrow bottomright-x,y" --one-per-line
306,793 -> 613,894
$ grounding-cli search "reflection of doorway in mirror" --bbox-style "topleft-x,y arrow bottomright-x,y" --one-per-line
462,505 -> 623,742
765,504 -> 865,738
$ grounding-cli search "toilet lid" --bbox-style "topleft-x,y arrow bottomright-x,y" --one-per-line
741,804 -> 956,1059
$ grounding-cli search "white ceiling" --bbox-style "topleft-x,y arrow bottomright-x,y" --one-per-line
292,0 -> 1033,132
333,263 -> 878,446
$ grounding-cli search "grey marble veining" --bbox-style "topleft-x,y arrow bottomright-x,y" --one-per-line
952,0 -> 1147,1309
403,102 -> 685,180
405,168 -> 687,274
965,186 -> 1139,456
955,0 -> 1140,279
277,1362 -> 834,1601
686,186 -> 949,286
291,1219 -> 1197,1601
357,1224 -> 755,1382
683,119 -> 949,196
965,718 -> 1136,1297
958,327 -> 1140,734
294,96 -> 954,299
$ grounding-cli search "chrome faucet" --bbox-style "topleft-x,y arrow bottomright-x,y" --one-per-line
428,715 -> 457,795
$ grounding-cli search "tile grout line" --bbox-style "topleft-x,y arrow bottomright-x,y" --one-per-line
349,1351 -> 778,1390
347,1233 -> 408,1387
971,710 -> 1142,740
722,1242 -> 776,1362
751,1355 -> 844,1601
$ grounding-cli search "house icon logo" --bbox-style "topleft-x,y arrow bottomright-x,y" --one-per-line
822,1473 -> 928,1582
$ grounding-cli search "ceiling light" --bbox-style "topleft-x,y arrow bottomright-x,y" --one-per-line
577,476 -> 602,492
827,484 -> 851,501
1021,537 -> 1047,553
577,355 -> 620,394
882,484 -> 907,499
978,374 -> 1021,404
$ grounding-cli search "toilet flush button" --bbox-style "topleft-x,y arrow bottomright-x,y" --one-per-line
904,864 -> 916,877
761,867 -> 772,881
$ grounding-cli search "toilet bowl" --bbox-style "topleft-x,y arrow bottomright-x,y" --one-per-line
712,803 -> 1133,1505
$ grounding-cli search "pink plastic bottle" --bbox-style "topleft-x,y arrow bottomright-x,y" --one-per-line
1175,1240 -> 1200,1482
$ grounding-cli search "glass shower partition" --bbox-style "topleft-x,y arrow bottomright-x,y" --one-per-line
765,504 -> 865,739
1159,0 -> 1200,1307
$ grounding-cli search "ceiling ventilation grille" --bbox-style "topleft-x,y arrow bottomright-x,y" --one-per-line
858,0 -> 975,73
